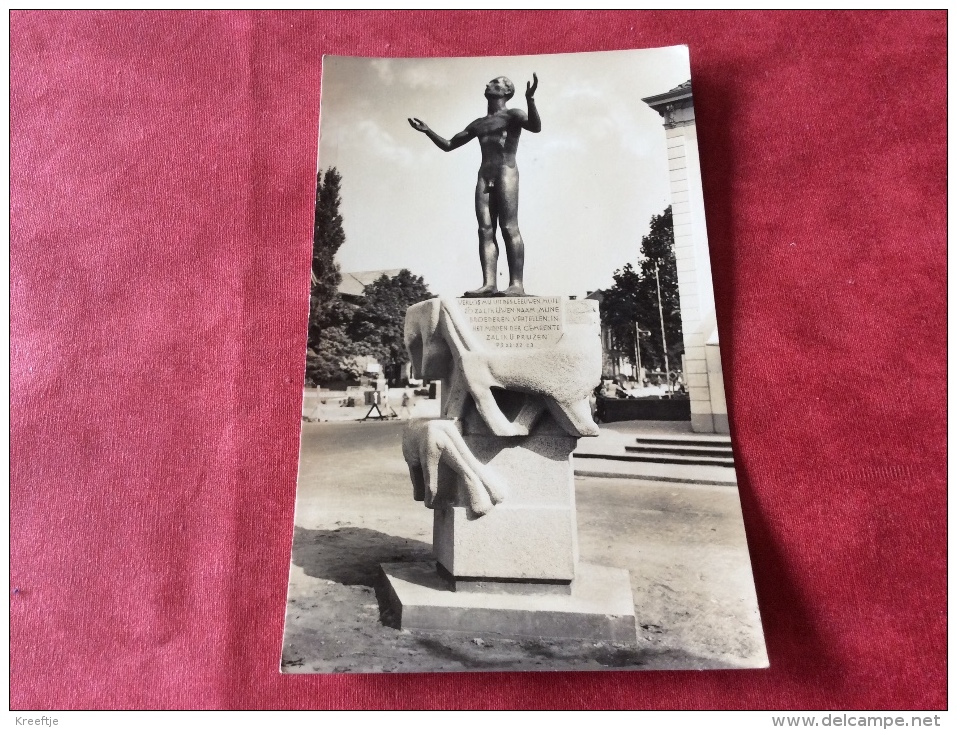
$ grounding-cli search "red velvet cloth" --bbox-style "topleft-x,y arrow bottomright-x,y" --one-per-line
10,11 -> 946,709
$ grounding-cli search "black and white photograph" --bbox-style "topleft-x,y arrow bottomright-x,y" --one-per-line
282,47 -> 768,674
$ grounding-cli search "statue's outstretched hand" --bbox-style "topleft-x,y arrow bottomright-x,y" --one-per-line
525,73 -> 538,100
408,117 -> 429,132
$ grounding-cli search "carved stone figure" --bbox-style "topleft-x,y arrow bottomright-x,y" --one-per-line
402,419 -> 506,517
404,297 -> 600,438
409,75 -> 540,298
379,295 -> 637,642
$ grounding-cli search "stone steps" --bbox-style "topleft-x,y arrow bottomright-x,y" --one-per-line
625,434 -> 735,466
626,443 -> 733,458
573,425 -> 738,485
632,434 -> 733,446
623,452 -> 735,467
573,458 -> 738,486
580,451 -> 735,468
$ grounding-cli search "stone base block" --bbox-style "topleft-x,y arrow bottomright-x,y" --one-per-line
377,561 -> 637,644
434,504 -> 576,581
436,562 -> 572,595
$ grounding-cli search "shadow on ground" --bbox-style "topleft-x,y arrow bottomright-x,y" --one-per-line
283,525 -> 736,673
291,525 -> 432,586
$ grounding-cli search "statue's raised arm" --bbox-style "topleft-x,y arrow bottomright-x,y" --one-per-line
408,118 -> 475,152
524,73 -> 541,133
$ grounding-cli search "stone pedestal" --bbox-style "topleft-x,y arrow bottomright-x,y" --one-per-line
378,562 -> 636,643
434,419 -> 578,582
382,296 -> 637,643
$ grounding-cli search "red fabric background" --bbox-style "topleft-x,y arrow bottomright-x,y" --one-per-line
10,11 -> 946,709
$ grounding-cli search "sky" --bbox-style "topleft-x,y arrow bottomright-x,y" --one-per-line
318,47 -> 691,298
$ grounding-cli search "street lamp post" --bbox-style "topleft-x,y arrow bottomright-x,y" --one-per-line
634,324 -> 651,384
654,261 -> 671,395
633,322 -> 642,379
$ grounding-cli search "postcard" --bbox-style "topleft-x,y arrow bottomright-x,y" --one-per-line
282,46 -> 767,673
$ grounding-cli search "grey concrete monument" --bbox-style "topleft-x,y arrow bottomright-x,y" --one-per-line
377,295 -> 637,643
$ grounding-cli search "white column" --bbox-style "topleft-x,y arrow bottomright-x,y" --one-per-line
664,122 -> 727,434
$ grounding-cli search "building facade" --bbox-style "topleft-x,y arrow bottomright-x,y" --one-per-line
642,82 -> 729,434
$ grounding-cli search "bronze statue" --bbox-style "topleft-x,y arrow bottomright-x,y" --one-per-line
409,74 -> 540,297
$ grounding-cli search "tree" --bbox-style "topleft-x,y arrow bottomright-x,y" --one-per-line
599,207 -> 683,374
306,167 -> 356,384
312,167 -> 345,307
305,299 -> 356,384
600,263 -> 643,371
635,206 -> 683,370
348,270 -> 433,378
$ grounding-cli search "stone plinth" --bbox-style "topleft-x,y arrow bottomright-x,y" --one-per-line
435,503 -> 577,581
434,424 -> 578,581
377,562 -> 637,643
433,297 -> 595,583
392,295 -> 636,644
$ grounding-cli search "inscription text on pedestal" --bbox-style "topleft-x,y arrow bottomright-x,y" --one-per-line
457,297 -> 564,349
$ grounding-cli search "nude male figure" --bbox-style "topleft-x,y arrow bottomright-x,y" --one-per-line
409,74 -> 540,297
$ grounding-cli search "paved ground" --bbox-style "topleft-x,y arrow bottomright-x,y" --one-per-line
282,419 -> 767,674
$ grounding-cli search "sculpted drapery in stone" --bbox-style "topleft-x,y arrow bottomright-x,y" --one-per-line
400,296 -> 601,518
402,419 -> 506,517
404,297 -> 600,440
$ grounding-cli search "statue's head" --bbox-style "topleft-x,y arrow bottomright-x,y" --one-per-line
485,76 -> 515,101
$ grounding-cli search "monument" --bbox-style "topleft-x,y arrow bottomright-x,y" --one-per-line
376,76 -> 637,643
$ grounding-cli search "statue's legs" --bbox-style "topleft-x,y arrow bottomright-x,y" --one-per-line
466,176 -> 499,297
496,167 -> 525,296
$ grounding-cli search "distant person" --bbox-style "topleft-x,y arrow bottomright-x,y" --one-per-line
304,388 -> 321,422
592,383 -> 605,423
374,375 -> 387,406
